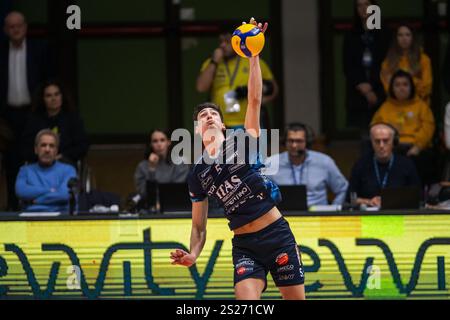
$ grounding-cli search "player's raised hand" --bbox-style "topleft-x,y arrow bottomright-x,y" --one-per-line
243,17 -> 268,33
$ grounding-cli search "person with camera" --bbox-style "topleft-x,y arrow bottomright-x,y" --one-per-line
196,28 -> 278,129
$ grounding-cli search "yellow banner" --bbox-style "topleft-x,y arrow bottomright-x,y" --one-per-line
0,214 -> 449,299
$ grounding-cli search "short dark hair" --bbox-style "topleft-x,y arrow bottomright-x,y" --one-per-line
192,102 -> 224,123
284,122 -> 315,148
388,69 -> 416,100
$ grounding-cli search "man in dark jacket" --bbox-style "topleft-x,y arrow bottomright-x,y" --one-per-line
0,11 -> 54,210
347,123 -> 421,207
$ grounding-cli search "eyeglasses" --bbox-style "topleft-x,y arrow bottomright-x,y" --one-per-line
286,139 -> 305,145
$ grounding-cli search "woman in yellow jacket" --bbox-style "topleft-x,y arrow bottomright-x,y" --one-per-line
372,69 -> 436,185
380,25 -> 432,105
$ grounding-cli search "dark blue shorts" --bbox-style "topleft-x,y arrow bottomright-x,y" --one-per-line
232,217 -> 305,290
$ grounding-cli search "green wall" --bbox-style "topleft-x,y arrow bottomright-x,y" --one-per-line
77,0 -> 165,23
332,0 -> 424,18
75,0 -> 273,136
78,39 -> 168,135
12,0 -> 47,24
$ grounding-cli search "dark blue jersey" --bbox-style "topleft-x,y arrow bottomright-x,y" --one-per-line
188,130 -> 281,230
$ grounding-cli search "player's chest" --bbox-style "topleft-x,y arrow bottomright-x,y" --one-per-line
196,164 -> 247,196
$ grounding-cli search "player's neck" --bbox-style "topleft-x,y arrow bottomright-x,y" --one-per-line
203,130 -> 225,158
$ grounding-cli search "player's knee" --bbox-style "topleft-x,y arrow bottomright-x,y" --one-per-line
235,279 -> 265,300
279,285 -> 306,300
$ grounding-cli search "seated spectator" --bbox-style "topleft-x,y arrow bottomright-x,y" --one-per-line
372,70 -> 436,185
21,80 -> 89,166
264,123 -> 348,206
134,129 -> 190,198
380,25 -> 432,105
348,123 -> 421,207
15,129 -> 77,213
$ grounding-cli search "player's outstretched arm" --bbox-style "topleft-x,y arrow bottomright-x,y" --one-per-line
245,18 -> 268,138
170,199 -> 209,267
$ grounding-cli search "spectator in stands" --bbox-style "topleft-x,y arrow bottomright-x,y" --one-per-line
264,123 -> 348,206
196,28 -> 278,129
0,11 -> 54,210
21,80 -> 89,167
380,24 -> 432,105
134,129 -> 190,198
440,102 -> 450,183
15,129 -> 77,213
372,70 -> 436,185
343,0 -> 391,129
348,123 -> 420,207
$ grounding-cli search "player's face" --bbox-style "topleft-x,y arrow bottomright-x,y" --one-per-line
392,77 -> 411,101
371,127 -> 394,162
286,130 -> 307,157
44,85 -> 63,114
356,0 -> 372,20
196,107 -> 225,137
397,26 -> 413,51
35,134 -> 58,166
151,131 -> 170,157
219,33 -> 234,58
4,13 -> 27,44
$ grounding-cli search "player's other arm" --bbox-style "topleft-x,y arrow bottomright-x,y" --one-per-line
245,19 -> 268,138
170,199 -> 209,267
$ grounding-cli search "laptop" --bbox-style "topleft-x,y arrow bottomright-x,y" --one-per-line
277,185 -> 308,211
380,186 -> 421,210
157,183 -> 192,213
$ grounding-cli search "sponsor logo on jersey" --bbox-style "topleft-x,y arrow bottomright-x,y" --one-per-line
215,175 -> 242,201
201,175 -> 213,190
276,253 -> 289,266
277,264 -> 294,273
236,259 -> 255,268
198,167 -> 211,180
237,267 -> 246,275
236,266 -> 253,276
229,163 -> 246,174
278,274 -> 295,281
224,186 -> 252,210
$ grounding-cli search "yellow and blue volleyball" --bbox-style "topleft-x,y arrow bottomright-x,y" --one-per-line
231,24 -> 265,58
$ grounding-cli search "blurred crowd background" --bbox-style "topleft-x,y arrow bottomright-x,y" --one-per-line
2,0 -> 450,213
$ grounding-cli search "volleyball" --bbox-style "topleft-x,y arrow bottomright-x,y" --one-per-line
231,23 -> 265,58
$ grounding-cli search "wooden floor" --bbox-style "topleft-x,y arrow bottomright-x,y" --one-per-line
0,140 -> 363,211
